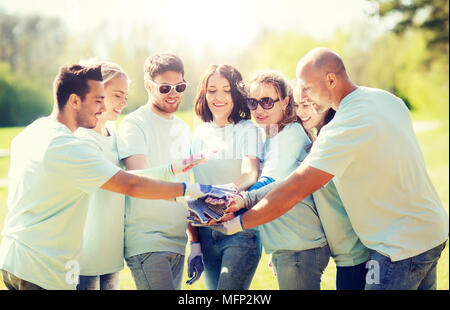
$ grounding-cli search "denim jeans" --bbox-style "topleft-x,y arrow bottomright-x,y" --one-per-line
77,272 -> 120,290
365,241 -> 447,290
271,244 -> 331,290
336,262 -> 368,290
198,227 -> 262,290
125,251 -> 184,290
1,269 -> 45,290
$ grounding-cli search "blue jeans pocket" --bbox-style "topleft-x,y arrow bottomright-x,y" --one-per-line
411,242 -> 446,265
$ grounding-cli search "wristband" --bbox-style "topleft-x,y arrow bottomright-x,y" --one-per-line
239,215 -> 245,230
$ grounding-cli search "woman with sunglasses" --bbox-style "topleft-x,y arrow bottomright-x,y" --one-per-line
296,101 -> 370,290
245,69 -> 330,290
75,61 -> 204,290
190,64 -> 264,290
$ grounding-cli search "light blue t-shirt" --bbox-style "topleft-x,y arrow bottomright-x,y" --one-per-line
258,123 -> 327,254
313,179 -> 370,266
0,117 -> 121,289
303,87 -> 449,261
75,122 -> 125,276
117,105 -> 191,258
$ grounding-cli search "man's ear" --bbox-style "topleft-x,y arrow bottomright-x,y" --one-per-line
144,80 -> 152,93
67,93 -> 81,111
326,72 -> 337,89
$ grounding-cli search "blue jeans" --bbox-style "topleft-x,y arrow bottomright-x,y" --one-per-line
271,244 -> 331,290
198,227 -> 262,290
365,241 -> 447,290
125,251 -> 184,290
336,262 -> 368,290
77,272 -> 120,290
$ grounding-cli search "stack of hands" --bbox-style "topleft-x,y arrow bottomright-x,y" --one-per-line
171,150 -> 247,236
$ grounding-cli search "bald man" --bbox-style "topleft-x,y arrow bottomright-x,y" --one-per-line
213,47 -> 449,290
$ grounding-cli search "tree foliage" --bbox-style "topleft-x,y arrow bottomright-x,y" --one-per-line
244,20 -> 448,120
0,63 -> 51,127
0,5 -> 448,126
368,0 -> 449,56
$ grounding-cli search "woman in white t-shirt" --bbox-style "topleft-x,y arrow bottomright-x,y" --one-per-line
245,69 -> 329,290
190,64 -> 264,290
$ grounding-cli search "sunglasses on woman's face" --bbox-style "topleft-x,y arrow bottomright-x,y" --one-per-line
149,80 -> 188,94
246,97 -> 280,110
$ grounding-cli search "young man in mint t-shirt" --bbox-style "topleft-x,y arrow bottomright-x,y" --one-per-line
0,64 -> 227,290
117,53 -> 194,290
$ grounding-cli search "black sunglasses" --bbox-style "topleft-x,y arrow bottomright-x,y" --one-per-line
149,80 -> 188,94
246,97 -> 280,110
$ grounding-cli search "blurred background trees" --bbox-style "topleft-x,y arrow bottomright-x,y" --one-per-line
0,1 -> 448,127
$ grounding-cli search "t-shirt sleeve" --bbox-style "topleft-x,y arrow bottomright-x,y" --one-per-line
261,124 -> 310,180
303,111 -> 376,177
117,116 -> 148,160
45,137 -> 121,195
237,121 -> 264,159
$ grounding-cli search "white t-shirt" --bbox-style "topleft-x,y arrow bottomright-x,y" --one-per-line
117,105 -> 191,258
192,119 -> 264,185
303,87 -> 449,261
75,122 -> 125,276
0,117 -> 120,289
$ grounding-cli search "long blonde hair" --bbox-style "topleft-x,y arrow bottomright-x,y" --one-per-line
100,61 -> 130,85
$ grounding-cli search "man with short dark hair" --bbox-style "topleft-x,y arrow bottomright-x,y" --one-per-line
0,63 -> 224,290
117,53 -> 194,290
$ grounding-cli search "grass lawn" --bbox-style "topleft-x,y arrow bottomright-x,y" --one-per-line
0,112 -> 448,290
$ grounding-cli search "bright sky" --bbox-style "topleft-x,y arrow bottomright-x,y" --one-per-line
0,0 -> 384,57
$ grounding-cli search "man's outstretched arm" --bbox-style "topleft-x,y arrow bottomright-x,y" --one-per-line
241,165 -> 333,229
101,170 -> 184,200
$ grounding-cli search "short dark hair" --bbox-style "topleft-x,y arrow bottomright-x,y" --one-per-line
143,53 -> 184,82
53,64 -> 103,110
195,64 -> 250,124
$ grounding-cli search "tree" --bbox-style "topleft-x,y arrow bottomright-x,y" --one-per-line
368,0 -> 449,56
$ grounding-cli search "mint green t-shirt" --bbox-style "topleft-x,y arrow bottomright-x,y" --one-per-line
303,87 -> 449,261
258,123 -> 327,254
0,117 -> 121,289
313,180 -> 370,266
117,105 -> 191,258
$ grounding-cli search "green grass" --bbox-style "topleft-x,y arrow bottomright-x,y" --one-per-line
0,114 -> 448,290
0,127 -> 23,150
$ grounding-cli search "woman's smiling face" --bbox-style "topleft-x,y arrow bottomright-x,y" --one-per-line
296,101 -> 327,131
206,73 -> 234,124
